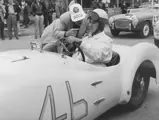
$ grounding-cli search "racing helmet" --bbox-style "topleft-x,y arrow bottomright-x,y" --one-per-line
88,8 -> 108,24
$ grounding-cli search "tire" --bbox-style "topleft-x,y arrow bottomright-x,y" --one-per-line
111,29 -> 120,36
126,69 -> 150,110
139,22 -> 150,38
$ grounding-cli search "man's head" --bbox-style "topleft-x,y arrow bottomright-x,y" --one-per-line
69,3 -> 86,25
0,0 -> 4,5
87,9 -> 109,35
8,0 -> 13,5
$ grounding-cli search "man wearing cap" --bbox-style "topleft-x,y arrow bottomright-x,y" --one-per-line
40,3 -> 88,52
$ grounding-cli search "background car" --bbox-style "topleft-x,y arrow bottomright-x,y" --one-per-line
0,41 -> 158,120
109,2 -> 159,38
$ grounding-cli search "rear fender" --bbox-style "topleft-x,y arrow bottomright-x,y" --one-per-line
119,43 -> 159,104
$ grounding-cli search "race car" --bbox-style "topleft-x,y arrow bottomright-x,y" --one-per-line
109,2 -> 159,38
0,41 -> 158,120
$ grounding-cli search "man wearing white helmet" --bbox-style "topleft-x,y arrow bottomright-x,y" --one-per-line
40,3 -> 87,52
69,9 -> 119,66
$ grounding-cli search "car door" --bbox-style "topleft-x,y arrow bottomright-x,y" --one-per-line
91,69 -> 122,116
65,71 -> 101,120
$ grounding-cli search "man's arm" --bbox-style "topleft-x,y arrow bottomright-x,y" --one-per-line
52,19 -> 66,39
1,5 -> 6,14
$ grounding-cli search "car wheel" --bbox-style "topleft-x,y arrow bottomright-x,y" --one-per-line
126,69 -> 150,110
139,22 -> 150,38
111,29 -> 120,36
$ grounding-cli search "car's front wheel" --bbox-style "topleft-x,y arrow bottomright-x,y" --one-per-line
126,69 -> 150,110
111,29 -> 120,36
139,22 -> 150,38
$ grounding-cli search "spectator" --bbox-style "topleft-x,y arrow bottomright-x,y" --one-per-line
22,0 -> 29,28
23,2 -> 29,28
55,0 -> 66,18
98,0 -> 106,11
14,0 -> 21,35
0,0 -> 5,40
91,0 -> 100,10
31,0 -> 46,39
5,0 -> 21,40
121,1 -> 128,14
43,0 -> 55,28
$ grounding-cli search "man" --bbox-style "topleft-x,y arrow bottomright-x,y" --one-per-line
91,0 -> 100,10
31,0 -> 46,39
41,3 -> 87,52
0,0 -> 5,40
43,0 -> 55,28
55,0 -> 66,18
5,0 -> 21,40
22,0 -> 29,28
98,0 -> 106,11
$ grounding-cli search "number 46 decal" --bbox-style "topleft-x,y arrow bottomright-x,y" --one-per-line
39,81 -> 88,120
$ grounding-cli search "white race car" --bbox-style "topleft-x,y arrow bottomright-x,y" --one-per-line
0,42 -> 158,120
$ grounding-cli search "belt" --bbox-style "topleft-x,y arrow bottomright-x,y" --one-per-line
36,13 -> 43,16
9,13 -> 16,15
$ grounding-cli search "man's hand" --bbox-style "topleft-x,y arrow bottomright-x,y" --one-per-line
65,29 -> 78,37
67,36 -> 82,43
67,36 -> 76,43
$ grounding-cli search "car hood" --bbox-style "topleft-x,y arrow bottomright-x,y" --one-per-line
112,10 -> 154,21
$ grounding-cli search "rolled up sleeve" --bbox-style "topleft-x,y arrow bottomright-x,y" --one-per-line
52,19 -> 66,39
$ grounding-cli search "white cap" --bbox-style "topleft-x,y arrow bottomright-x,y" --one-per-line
69,3 -> 86,22
93,9 -> 108,20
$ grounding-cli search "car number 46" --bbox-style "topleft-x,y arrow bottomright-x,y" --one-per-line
39,81 -> 88,120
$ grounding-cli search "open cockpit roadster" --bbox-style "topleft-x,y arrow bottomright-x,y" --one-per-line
0,40 -> 158,120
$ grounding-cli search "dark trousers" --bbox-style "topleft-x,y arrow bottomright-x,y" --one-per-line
7,14 -> 18,39
44,12 -> 53,28
0,18 -> 4,39
23,13 -> 29,27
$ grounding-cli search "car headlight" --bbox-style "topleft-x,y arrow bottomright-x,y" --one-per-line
131,15 -> 138,28
109,17 -> 114,24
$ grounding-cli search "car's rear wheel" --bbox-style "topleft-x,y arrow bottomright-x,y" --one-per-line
139,22 -> 150,38
126,69 -> 150,110
111,29 -> 120,36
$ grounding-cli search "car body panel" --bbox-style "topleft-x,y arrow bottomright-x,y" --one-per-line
0,42 -> 158,120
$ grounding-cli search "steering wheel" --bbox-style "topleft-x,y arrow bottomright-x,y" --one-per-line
59,39 -> 85,62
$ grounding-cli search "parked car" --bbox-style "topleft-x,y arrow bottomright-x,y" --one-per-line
109,3 -> 159,38
0,40 -> 158,120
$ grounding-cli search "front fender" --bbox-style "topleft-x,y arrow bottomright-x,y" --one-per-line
119,42 -> 159,104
